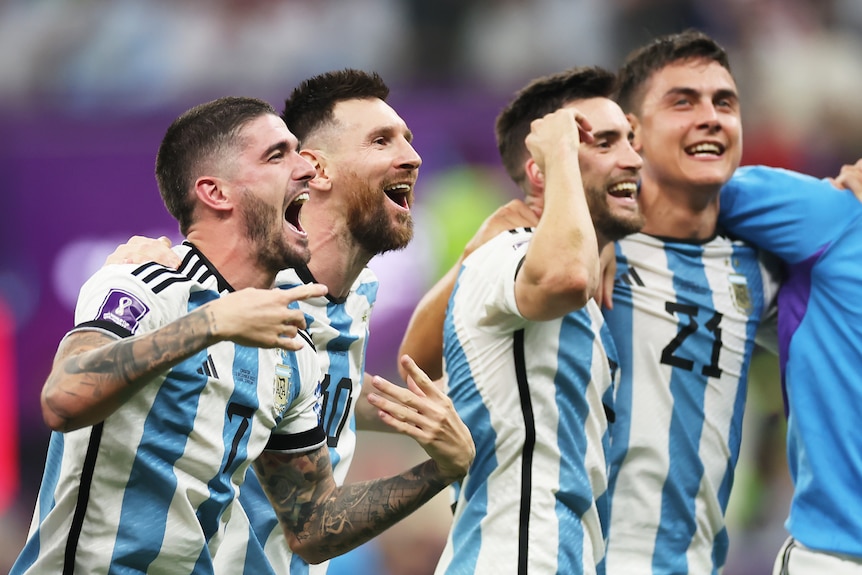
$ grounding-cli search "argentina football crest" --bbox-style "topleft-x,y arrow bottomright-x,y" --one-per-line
727,273 -> 752,314
273,359 -> 292,416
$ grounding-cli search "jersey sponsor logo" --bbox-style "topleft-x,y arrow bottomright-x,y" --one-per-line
273,363 -> 292,414
728,273 -> 752,314
96,289 -> 149,333
197,354 -> 218,378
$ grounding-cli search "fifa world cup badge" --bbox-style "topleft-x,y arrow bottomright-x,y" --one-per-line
728,274 -> 752,314
273,363 -> 292,414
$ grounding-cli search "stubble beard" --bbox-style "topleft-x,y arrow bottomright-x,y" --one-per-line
585,181 -> 645,243
240,191 -> 310,273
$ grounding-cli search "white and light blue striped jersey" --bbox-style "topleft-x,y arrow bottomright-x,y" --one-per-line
720,166 -> 862,559
213,265 -> 378,575
11,242 -> 325,575
603,231 -> 778,574
437,228 -> 616,575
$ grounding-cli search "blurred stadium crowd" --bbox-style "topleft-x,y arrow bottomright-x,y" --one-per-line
2,0 -> 862,573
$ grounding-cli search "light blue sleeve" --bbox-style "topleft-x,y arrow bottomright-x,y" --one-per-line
719,165 -> 862,264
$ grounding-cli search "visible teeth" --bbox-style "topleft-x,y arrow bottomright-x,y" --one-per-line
608,182 -> 638,197
687,143 -> 722,155
385,183 -> 410,193
291,192 -> 309,205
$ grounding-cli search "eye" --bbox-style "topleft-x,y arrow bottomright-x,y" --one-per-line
268,150 -> 285,162
595,139 -> 612,150
372,136 -> 388,146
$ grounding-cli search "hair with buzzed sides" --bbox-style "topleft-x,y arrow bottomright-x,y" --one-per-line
282,69 -> 390,143
156,96 -> 276,236
616,29 -> 731,116
496,66 -> 617,187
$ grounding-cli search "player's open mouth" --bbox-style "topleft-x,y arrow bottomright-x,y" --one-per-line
685,142 -> 725,157
608,181 -> 638,199
384,183 -> 411,209
285,192 -> 309,232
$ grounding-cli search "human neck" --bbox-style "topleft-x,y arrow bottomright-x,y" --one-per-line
185,229 -> 276,290
636,176 -> 721,240
304,221 -> 371,300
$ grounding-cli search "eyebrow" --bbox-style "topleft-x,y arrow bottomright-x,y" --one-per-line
369,125 -> 414,143
665,87 -> 739,101
261,140 -> 290,159
592,128 -> 627,141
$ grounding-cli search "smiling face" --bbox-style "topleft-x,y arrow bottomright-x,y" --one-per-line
568,97 -> 645,242
632,59 -> 742,193
321,98 -> 421,255
230,113 -> 316,272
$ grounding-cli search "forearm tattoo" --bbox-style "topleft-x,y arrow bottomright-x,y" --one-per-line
43,306 -> 216,430
255,451 -> 448,559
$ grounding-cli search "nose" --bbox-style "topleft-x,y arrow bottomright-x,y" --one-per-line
291,150 -> 316,182
621,140 -> 643,171
398,140 -> 422,170
697,103 -> 721,131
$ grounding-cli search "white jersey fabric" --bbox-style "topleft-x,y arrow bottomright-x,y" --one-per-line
603,232 -> 778,575
12,242 -> 325,575
213,265 -> 378,574
437,228 -> 616,575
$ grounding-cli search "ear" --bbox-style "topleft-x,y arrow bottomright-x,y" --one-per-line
523,157 -> 546,208
194,176 -> 232,214
300,149 -> 332,192
626,113 -> 643,152
524,157 -> 544,189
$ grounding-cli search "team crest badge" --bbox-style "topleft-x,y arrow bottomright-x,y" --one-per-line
273,363 -> 292,414
728,274 -> 752,314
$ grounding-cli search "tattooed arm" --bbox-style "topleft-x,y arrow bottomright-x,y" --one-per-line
41,284 -> 326,432
256,356 -> 474,564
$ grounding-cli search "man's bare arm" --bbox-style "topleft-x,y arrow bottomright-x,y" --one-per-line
514,108 -> 599,321
258,356 -> 474,564
42,284 -> 326,432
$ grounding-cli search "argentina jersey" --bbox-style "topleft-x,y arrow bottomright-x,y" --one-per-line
214,265 -> 378,575
603,232 -> 777,575
12,242 -> 324,575
437,228 -> 615,575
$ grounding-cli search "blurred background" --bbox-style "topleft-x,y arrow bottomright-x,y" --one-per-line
3,0 -> 862,573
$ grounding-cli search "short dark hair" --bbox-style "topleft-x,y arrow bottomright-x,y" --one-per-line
495,66 -> 617,186
616,29 -> 731,115
282,69 -> 389,143
155,96 -> 276,235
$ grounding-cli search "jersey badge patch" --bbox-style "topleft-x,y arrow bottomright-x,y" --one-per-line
96,289 -> 149,333
728,274 -> 752,314
274,363 -> 292,414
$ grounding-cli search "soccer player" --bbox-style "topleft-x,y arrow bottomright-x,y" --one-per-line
435,67 -> 644,574
103,70 -> 478,575
719,162 -> 862,573
11,96 -> 473,574
601,30 -> 781,574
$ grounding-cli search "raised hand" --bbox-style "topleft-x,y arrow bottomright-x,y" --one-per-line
206,283 -> 327,350
367,355 -> 475,483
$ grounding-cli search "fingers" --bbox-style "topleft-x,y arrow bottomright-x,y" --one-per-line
832,162 -> 862,202
279,283 -> 328,303
104,235 -> 180,268
573,111 -> 594,144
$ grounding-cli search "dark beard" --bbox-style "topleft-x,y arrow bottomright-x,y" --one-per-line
585,183 -> 644,242
345,174 -> 414,255
241,191 -> 310,273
